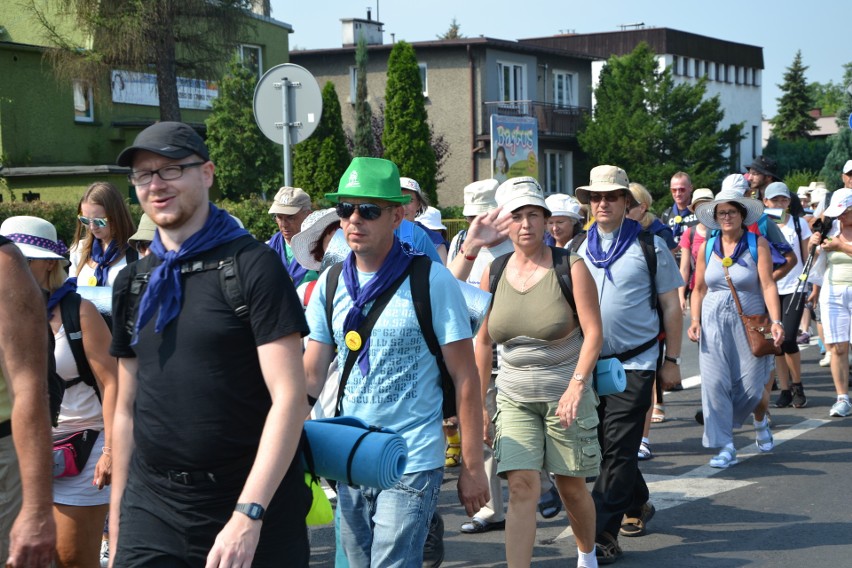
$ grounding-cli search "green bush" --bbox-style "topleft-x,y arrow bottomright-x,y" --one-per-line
783,170 -> 822,194
217,197 -> 278,241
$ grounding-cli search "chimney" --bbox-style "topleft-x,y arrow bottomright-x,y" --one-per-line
367,7 -> 372,21
250,0 -> 270,17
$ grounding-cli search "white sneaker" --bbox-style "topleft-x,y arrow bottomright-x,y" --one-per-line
99,540 -> 109,568
819,352 -> 831,367
829,399 -> 852,417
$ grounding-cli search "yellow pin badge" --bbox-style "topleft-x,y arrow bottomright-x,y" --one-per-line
345,330 -> 362,351
721,257 -> 733,267
674,215 -> 683,224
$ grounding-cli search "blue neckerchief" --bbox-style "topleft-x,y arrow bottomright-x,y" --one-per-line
342,236 -> 421,376
91,238 -> 120,286
268,231 -> 309,285
544,233 -> 556,247
133,204 -> 249,343
46,277 -> 78,316
648,218 -> 676,249
669,205 -> 691,238
712,231 -> 751,267
585,218 -> 642,282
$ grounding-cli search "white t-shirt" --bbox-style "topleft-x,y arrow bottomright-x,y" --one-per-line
775,215 -> 812,294
69,244 -> 128,287
53,325 -> 103,436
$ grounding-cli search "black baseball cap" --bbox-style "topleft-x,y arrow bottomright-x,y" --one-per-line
117,121 -> 210,167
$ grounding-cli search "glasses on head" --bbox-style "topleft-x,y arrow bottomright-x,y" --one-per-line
716,209 -> 741,219
588,192 -> 623,203
128,161 -> 206,186
78,215 -> 109,228
335,202 -> 393,221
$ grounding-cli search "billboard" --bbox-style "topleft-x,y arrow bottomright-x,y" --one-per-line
110,70 -> 218,110
490,114 -> 539,184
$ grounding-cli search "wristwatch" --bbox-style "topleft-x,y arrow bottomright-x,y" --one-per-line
571,373 -> 588,387
664,355 -> 681,365
235,502 -> 265,520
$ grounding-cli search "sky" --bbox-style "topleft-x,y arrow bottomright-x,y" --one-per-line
269,0 -> 850,119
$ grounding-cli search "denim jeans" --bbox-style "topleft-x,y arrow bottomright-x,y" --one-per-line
337,467 -> 443,568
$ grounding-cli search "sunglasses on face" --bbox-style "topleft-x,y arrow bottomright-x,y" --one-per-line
589,192 -> 622,203
335,202 -> 393,221
78,215 -> 109,228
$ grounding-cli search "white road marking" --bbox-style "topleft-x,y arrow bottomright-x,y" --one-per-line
553,417 -> 830,541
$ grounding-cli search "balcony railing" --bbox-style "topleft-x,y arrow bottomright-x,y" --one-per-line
482,100 -> 589,137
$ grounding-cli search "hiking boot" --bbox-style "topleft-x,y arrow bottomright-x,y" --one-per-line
796,331 -> 810,344
422,513 -> 444,568
791,384 -> 807,408
774,390 -> 793,408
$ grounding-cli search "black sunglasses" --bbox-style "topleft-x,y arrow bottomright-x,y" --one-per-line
335,202 -> 394,221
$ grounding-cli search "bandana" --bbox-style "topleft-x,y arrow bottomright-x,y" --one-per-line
133,204 -> 249,343
268,231 -> 309,285
341,237 -> 421,376
585,218 -> 642,281
91,238 -> 121,286
712,231 -> 751,268
46,278 -> 78,316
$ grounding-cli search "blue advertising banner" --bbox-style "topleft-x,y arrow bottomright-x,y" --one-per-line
490,115 -> 539,184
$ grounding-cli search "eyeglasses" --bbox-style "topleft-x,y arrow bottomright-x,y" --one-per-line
716,209 -> 741,218
335,202 -> 394,221
128,161 -> 206,186
671,187 -> 689,193
588,192 -> 623,203
78,215 -> 109,228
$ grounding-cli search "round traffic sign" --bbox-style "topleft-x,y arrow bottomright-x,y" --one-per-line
253,63 -> 322,145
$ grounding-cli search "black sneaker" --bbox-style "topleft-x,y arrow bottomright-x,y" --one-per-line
774,390 -> 793,408
422,512 -> 444,568
791,384 -> 807,408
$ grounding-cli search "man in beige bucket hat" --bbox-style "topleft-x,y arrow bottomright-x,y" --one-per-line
267,186 -> 315,286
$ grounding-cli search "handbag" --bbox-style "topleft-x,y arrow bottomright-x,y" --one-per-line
722,265 -> 781,358
53,429 -> 100,478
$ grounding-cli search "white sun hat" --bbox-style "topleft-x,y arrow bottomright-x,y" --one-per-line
0,215 -> 69,264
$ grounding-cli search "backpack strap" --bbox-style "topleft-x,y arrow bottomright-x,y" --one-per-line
568,231 -> 587,253
325,263 -> 344,340
488,252 -> 513,299
409,255 -> 456,418
59,291 -> 101,402
333,264 -> 413,417
550,247 -> 577,318
451,229 -> 467,260
637,230 -> 658,311
705,231 -> 759,265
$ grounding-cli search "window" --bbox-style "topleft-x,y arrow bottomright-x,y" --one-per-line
544,150 -> 573,196
683,57 -> 691,77
497,61 -> 526,103
672,56 -> 679,75
753,69 -> 761,86
419,63 -> 428,97
552,70 -> 576,107
349,66 -> 358,103
239,44 -> 262,79
714,62 -> 720,81
73,80 -> 94,123
694,59 -> 700,78
704,61 -> 710,78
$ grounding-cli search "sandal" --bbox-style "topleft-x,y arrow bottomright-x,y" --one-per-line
637,441 -> 653,461
755,420 -> 774,452
460,517 -> 505,534
595,531 -> 623,565
619,502 -> 655,537
538,485 -> 562,519
651,404 -> 666,423
709,445 -> 738,468
444,443 -> 461,467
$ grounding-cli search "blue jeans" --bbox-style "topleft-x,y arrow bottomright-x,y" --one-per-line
337,468 -> 443,568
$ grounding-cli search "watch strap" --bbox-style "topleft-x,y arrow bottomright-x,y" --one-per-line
235,502 -> 265,520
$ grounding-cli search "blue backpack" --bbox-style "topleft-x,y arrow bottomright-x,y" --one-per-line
705,231 -> 758,265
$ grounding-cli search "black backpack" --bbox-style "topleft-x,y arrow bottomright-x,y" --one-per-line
324,255 -> 456,419
122,235 -> 255,339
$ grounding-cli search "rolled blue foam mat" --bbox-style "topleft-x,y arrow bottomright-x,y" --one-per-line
595,358 -> 627,396
303,416 -> 408,490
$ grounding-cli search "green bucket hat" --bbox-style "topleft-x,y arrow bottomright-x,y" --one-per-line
325,157 -> 411,204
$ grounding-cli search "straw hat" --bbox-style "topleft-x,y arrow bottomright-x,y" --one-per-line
694,190 -> 764,230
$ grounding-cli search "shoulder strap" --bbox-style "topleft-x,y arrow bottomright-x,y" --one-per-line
488,252 -> 513,299
409,255 -> 456,418
124,245 -> 139,265
59,292 -> 101,401
334,265 -> 413,417
451,229 -> 467,260
550,246 -> 577,317
637,230 -> 657,311
325,263 -> 344,339
179,235 -> 255,323
569,231 -> 587,253
124,254 -> 157,338
746,231 -> 758,262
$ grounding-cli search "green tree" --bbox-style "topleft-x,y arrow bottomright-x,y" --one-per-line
819,62 -> 852,188
808,81 -> 845,117
383,41 -> 438,204
206,58 -> 280,200
438,18 -> 464,40
293,81 -> 351,202
30,0 -> 255,121
770,51 -> 817,140
353,36 -> 375,157
579,43 -> 736,201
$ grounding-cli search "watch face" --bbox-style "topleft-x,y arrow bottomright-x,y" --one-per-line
237,502 -> 264,520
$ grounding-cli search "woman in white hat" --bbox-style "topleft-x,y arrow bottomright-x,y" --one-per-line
688,192 -> 783,468
544,194 -> 584,248
400,177 -> 448,263
476,176 -> 603,567
808,188 -> 852,418
0,216 -> 117,567
290,208 -> 340,309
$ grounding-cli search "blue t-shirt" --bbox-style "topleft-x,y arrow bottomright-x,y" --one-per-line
577,227 -> 684,370
395,220 -> 442,263
306,261 -> 472,473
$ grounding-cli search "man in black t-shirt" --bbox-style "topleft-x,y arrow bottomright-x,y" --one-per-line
109,122 -> 311,567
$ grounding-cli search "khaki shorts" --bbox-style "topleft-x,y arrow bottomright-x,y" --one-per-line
493,389 -> 600,479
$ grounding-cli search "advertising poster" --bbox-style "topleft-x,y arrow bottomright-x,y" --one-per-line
490,115 -> 539,184
111,70 -> 219,110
